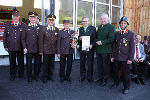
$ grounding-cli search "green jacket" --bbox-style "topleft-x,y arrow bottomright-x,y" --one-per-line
96,23 -> 115,54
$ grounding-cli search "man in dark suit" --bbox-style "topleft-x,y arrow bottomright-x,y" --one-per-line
78,17 -> 96,82
23,12 -> 41,83
39,14 -> 59,83
3,10 -> 25,81
111,16 -> 135,94
132,35 -> 148,85
57,20 -> 76,82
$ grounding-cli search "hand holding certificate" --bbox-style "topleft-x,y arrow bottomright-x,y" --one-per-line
82,36 -> 90,51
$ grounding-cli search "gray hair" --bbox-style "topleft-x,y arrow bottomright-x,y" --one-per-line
100,13 -> 109,19
82,17 -> 89,21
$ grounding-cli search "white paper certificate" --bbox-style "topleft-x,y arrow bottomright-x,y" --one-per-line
82,36 -> 90,51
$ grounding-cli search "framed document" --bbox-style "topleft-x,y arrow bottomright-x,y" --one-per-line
82,36 -> 90,51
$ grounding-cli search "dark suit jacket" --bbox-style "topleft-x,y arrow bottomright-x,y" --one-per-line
3,21 -> 25,51
57,29 -> 75,54
112,30 -> 135,61
24,23 -> 41,53
39,25 -> 59,54
78,26 -> 96,52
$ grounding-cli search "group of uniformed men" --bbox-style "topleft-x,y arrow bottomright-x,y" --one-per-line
3,10 -> 137,94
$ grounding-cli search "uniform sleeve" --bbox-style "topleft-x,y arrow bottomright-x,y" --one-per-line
101,25 -> 115,45
21,23 -> 27,49
128,32 -> 135,61
3,23 -> 8,48
91,27 -> 97,46
57,31 -> 61,54
39,26 -> 44,53
111,33 -> 117,58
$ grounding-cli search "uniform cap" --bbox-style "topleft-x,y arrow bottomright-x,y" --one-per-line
28,12 -> 38,17
12,10 -> 19,16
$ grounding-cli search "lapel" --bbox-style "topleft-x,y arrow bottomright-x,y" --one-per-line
81,26 -> 89,36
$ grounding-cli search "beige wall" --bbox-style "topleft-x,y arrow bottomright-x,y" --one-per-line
124,0 -> 150,37
0,0 -> 41,23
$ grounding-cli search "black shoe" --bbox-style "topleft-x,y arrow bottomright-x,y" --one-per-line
134,78 -> 140,84
34,77 -> 39,81
65,78 -> 72,82
42,78 -> 47,83
140,79 -> 146,85
80,77 -> 86,82
48,77 -> 54,81
28,78 -> 32,83
99,80 -> 107,86
87,79 -> 93,83
110,83 -> 119,89
18,75 -> 24,79
96,79 -> 103,83
60,78 -> 65,83
10,77 -> 15,81
123,89 -> 129,94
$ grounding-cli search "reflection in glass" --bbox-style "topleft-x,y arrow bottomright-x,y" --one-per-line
58,0 -> 73,27
112,7 -> 120,29
77,1 -> 93,27
96,4 -> 109,27
96,0 -> 109,4
112,0 -> 120,6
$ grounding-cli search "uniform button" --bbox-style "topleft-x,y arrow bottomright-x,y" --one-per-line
15,30 -> 16,31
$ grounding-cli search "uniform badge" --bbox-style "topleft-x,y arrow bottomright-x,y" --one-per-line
125,43 -> 127,46
55,32 -> 58,35
46,26 -> 49,30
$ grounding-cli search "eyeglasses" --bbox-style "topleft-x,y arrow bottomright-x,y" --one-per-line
82,21 -> 88,22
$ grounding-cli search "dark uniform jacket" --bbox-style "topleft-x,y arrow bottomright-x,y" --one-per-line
57,29 -> 75,54
39,25 -> 59,54
112,30 -> 135,61
3,21 -> 25,51
24,23 -> 41,53
78,26 -> 96,52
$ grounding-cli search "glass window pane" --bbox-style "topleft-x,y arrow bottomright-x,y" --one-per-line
96,4 -> 109,27
112,0 -> 120,6
57,0 -> 73,27
96,0 -> 109,4
0,0 -> 22,7
112,7 -> 120,29
77,0 -> 93,27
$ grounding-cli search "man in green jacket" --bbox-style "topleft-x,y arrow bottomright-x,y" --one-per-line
96,13 -> 115,86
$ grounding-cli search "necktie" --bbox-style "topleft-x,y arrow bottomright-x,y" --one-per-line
66,30 -> 69,33
50,27 -> 52,32
84,28 -> 87,32
121,31 -> 124,36
136,45 -> 139,59
14,23 -> 18,27
32,25 -> 34,29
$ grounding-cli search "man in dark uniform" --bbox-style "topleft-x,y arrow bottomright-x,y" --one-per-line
57,20 -> 76,82
78,17 -> 96,82
3,10 -> 25,81
23,12 -> 41,82
39,14 -> 59,83
111,16 -> 135,94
